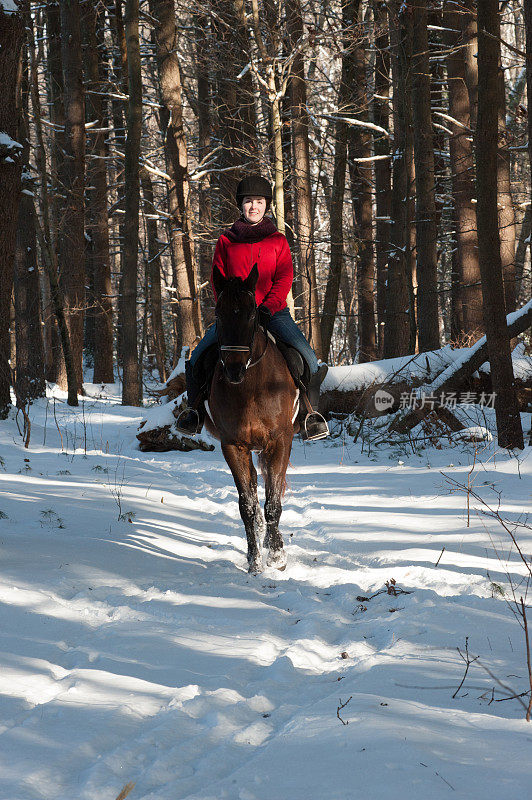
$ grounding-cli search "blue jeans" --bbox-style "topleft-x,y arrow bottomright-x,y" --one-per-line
265,307 -> 319,375
189,307 -> 319,375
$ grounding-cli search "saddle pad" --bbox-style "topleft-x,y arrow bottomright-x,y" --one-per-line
271,338 -> 307,387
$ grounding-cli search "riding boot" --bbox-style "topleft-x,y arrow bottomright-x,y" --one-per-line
301,364 -> 330,441
174,361 -> 206,436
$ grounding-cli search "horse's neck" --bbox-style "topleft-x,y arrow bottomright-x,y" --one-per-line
252,328 -> 267,359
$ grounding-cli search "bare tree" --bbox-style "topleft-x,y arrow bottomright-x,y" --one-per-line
411,0 -> 439,352
121,0 -> 141,405
287,0 -> 322,355
348,6 -> 376,363
140,167 -> 167,383
14,48 -> 45,405
383,0 -> 412,357
475,0 -> 523,449
55,0 -> 86,393
373,0 -> 391,356
0,1 -> 25,417
150,0 -> 203,362
444,0 -> 482,341
82,0 -> 114,383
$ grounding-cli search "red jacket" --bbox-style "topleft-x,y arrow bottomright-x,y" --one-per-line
211,230 -> 293,315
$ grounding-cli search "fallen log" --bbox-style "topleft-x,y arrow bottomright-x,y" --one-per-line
136,397 -> 214,452
389,300 -> 532,433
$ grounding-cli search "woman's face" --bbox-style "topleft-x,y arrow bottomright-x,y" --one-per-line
241,195 -> 267,224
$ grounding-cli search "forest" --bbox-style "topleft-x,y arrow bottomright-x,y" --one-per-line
2,3 -> 532,797
0,0 -> 531,446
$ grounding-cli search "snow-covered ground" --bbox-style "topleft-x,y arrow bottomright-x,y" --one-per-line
1,386 -> 531,800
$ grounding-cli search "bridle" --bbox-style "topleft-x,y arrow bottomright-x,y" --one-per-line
217,289 -> 269,372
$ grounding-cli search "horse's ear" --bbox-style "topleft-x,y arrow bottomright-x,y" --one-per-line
244,263 -> 259,294
212,264 -> 226,298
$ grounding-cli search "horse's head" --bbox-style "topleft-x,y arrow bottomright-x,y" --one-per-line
213,264 -> 259,384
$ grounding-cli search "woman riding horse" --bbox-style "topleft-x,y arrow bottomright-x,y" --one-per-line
176,174 -> 329,441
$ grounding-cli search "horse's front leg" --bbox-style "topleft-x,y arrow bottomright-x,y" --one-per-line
222,443 -> 263,573
262,435 -> 292,571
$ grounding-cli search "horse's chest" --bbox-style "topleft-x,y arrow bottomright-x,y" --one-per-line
211,396 -> 265,436
208,385 -> 288,446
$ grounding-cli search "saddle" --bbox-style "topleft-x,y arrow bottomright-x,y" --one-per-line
186,330 -> 329,440
192,332 -> 310,399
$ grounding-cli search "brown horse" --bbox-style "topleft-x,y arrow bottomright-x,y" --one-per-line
205,264 -> 298,573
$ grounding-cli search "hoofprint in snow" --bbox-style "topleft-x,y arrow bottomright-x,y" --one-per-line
1,385 -> 531,800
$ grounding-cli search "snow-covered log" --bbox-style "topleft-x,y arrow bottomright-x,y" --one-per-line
389,300 -> 532,433
136,396 -> 215,452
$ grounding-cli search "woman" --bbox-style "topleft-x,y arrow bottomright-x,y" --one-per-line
176,174 -> 329,440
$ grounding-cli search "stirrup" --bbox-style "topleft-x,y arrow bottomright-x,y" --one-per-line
175,406 -> 203,436
302,411 -> 330,441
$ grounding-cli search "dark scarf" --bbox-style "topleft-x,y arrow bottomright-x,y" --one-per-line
223,216 -> 278,244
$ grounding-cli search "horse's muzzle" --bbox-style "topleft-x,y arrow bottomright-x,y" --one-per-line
224,364 -> 246,384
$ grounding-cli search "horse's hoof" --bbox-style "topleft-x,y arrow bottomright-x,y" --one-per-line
267,549 -> 287,571
248,557 -> 263,575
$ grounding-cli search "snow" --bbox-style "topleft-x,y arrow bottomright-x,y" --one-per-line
0,131 -> 22,150
0,0 -> 18,11
419,301 -> 532,396
478,341 -> 532,380
323,347 -> 457,392
323,340 -> 531,394
139,395 -> 182,432
454,426 -> 493,442
1,388 -> 531,799
166,347 -> 189,384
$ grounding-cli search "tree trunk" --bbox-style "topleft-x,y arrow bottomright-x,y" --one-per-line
324,73 -> 349,362
341,266 -> 358,361
121,0 -> 141,405
373,0 -> 391,357
383,1 -> 412,358
14,50 -> 45,405
0,5 -> 24,417
194,12 -> 213,317
150,0 -> 203,361
109,0 -> 128,367
526,0 -> 532,237
444,0 -> 482,341
140,167 -> 167,383
46,2 -> 65,382
57,0 -> 85,392
462,0 -> 478,129
411,0 -> 439,352
497,67 -> 516,314
475,0 -> 523,448
82,0 -> 114,383
30,9 -> 77,403
287,0 -> 321,355
319,0 -> 359,362
348,10 -> 376,363
515,206 -> 530,305
46,0 -> 65,261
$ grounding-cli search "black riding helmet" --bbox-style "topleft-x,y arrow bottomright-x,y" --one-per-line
236,175 -> 273,208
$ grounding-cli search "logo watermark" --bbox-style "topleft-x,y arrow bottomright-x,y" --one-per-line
374,389 -> 395,411
398,391 -> 496,410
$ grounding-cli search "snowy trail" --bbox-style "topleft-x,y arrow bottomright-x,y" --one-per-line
0,391 -> 531,799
